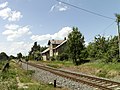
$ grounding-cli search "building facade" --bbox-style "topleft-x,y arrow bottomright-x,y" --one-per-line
41,39 -> 67,61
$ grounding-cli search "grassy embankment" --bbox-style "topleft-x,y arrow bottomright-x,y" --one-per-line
0,60 -> 68,90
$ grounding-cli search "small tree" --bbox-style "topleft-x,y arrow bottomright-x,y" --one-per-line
67,27 -> 85,65
17,53 -> 22,61
28,42 -> 42,60
0,52 -> 9,61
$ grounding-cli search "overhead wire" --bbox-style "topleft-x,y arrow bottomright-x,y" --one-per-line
55,0 -> 117,42
85,21 -> 115,42
56,0 -> 115,20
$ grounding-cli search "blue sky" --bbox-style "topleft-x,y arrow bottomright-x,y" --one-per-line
0,0 -> 120,56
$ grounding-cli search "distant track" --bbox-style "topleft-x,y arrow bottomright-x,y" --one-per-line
22,61 -> 120,90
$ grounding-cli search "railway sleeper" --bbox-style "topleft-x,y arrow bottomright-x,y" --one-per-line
97,81 -> 107,85
107,85 -> 118,88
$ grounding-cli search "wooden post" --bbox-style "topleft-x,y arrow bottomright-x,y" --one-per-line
54,80 -> 56,87
27,61 -> 28,71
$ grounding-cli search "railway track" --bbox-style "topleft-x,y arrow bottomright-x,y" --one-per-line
22,61 -> 120,90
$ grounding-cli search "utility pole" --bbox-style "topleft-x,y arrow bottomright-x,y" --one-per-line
117,20 -> 120,58
116,14 -> 120,58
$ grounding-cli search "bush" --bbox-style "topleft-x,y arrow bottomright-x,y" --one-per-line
56,53 -> 69,61
50,56 -> 55,61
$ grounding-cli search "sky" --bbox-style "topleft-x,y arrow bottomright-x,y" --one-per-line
0,0 -> 120,56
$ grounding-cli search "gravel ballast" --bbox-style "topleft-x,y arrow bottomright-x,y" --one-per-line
21,62 -> 95,90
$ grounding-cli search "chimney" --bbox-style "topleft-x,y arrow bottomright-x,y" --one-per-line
64,37 -> 66,40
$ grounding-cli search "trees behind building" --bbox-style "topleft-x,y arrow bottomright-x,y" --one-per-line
28,42 -> 47,61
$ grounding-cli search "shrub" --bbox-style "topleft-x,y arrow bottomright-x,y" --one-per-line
56,53 -> 69,61
50,56 -> 55,61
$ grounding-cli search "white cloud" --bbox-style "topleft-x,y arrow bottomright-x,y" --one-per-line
85,42 -> 89,47
0,2 -> 8,9
2,24 -> 32,41
0,7 -> 22,21
52,27 -> 72,39
50,2 -> 69,12
5,24 -> 19,30
31,34 -> 52,42
31,27 -> 72,42
0,42 -> 33,56
1,26 -> 72,56
0,8 -> 11,20
9,42 -> 33,56
8,11 -> 22,21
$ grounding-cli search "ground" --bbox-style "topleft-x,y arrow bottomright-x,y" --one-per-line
0,60 -> 69,90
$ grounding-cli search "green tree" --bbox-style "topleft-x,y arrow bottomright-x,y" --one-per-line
0,52 -> 9,61
94,35 -> 109,59
86,42 -> 96,59
104,36 -> 119,63
17,53 -> 22,60
87,35 -> 109,61
29,42 -> 42,60
67,27 -> 85,65
9,55 -> 16,60
40,46 -> 47,52
86,35 -> 119,63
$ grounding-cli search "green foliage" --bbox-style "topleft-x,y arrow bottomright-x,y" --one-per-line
40,46 -> 48,52
0,52 -> 9,61
67,27 -> 85,65
86,35 -> 119,63
50,56 -> 55,61
56,53 -> 69,61
47,64 -> 61,68
46,60 -> 73,68
1,69 -> 16,80
17,53 -> 22,59
0,61 -> 6,69
29,42 -> 42,61
85,62 -> 120,78
115,13 -> 120,22
9,55 -> 16,60
0,61 -> 61,90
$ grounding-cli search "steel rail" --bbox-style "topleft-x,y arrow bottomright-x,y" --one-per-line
22,61 -> 120,90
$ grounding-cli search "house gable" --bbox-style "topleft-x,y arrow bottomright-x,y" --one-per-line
42,39 -> 67,61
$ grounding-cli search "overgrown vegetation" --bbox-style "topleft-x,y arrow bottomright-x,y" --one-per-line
82,62 -> 120,79
0,61 -> 68,90
86,35 -> 119,63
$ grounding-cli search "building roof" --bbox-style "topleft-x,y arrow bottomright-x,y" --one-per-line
41,48 -> 49,54
53,40 -> 67,50
42,39 -> 67,54
48,39 -> 64,45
